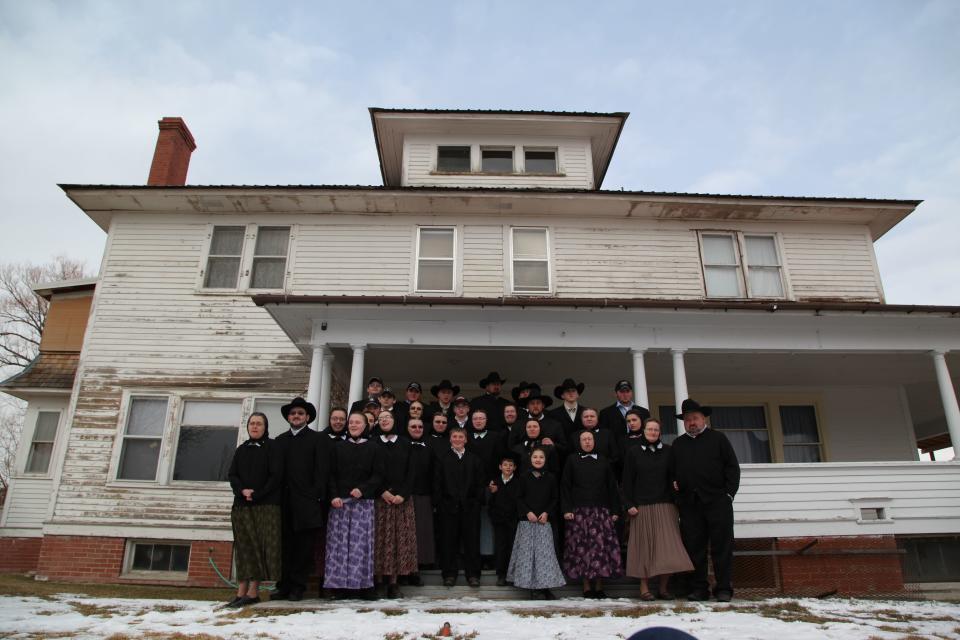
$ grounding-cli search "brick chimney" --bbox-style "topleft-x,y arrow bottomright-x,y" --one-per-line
147,117 -> 197,186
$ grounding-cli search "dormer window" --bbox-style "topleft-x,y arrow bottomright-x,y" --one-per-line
437,146 -> 471,172
524,148 -> 557,174
481,147 -> 513,173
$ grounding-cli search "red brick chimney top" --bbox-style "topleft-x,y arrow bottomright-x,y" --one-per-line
147,117 -> 197,186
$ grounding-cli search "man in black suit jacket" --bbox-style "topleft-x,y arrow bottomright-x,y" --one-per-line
471,371 -> 511,431
598,379 -> 640,434
349,376 -> 384,414
546,378 -> 587,442
433,427 -> 485,587
273,397 -> 329,601
521,391 -> 567,455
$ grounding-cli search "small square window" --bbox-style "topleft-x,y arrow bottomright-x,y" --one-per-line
128,542 -> 190,574
481,148 -> 513,173
437,146 -> 471,172
524,149 -> 557,173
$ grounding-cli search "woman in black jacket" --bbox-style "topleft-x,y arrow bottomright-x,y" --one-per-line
227,412 -> 283,607
405,417 -> 435,583
373,410 -> 417,597
622,418 -> 693,600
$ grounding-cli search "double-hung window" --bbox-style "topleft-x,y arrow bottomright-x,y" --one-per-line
510,227 -> 551,293
172,400 -> 242,482
117,397 -> 168,481
24,411 -> 60,474
699,232 -> 785,299
415,227 -> 456,293
202,225 -> 291,291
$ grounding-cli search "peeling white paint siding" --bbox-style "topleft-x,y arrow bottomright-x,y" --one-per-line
781,231 -> 883,301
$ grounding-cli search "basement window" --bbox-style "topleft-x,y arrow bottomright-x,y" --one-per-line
124,541 -> 190,578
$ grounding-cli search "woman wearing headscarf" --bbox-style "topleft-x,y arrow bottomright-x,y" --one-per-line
405,417 -> 435,584
226,412 -> 283,607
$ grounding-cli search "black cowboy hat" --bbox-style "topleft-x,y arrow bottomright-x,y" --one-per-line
280,397 -> 317,425
676,398 -> 712,419
522,386 -> 554,409
510,381 -> 532,402
479,371 -> 507,388
553,378 -> 586,399
431,379 -> 461,396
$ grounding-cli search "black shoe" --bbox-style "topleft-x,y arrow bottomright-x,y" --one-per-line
594,590 -> 609,599
686,590 -> 710,602
443,577 -> 456,587
270,591 -> 290,601
407,573 -> 423,587
529,590 -> 540,600
318,587 -> 336,600
542,589 -> 557,600
289,590 -> 303,602
715,590 -> 733,603
225,596 -> 244,608
496,576 -> 508,587
386,584 -> 403,599
238,595 -> 260,607
656,591 -> 675,601
467,576 -> 481,588
583,590 -> 596,599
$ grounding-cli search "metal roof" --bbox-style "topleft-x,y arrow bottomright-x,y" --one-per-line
368,107 -> 630,118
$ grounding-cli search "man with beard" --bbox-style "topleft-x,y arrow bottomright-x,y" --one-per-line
471,371 -> 510,431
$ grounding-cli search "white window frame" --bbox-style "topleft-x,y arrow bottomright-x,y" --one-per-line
697,231 -> 788,300
197,223 -> 296,294
169,398 -> 246,485
480,146 -> 515,174
122,539 -> 191,580
508,226 -> 554,295
435,145 -> 473,173
111,394 -> 173,484
413,226 -> 460,294
522,147 -> 559,174
22,410 -> 62,476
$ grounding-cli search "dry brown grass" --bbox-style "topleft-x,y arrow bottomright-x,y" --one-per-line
609,605 -> 666,617
67,601 -> 123,617
222,606 -> 314,619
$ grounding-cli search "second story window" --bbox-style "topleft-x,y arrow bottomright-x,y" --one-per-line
250,227 -> 290,289
202,225 -> 291,292
204,226 -> 245,288
481,148 -> 513,173
699,232 -> 785,299
511,227 -> 551,293
415,227 -> 456,292
117,397 -> 168,481
524,148 -> 557,173
437,146 -> 471,172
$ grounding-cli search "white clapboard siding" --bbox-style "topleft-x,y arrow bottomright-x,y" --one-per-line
735,461 -> 960,538
553,225 -> 705,298
404,136 -> 594,189
291,224 -> 413,293
781,231 -> 881,301
462,225 -> 505,296
2,478 -> 53,528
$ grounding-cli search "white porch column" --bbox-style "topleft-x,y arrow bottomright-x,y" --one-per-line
631,348 -> 649,409
671,348 -> 688,434
348,344 -> 367,408
317,349 -> 335,427
931,350 -> 960,452
306,346 -> 325,411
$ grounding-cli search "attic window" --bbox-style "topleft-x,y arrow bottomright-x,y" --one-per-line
481,148 -> 513,172
524,149 -> 557,173
437,146 -> 471,172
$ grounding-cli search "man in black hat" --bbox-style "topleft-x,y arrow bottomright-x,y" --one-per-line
349,376 -> 384,414
513,386 -> 568,455
599,379 -> 639,434
429,379 -> 459,424
547,378 -> 587,441
670,399 -> 740,603
471,371 -> 510,431
451,395 -> 472,430
273,397 -> 329,601
377,387 -> 405,430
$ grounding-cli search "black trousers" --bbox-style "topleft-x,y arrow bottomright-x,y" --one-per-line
277,509 -> 318,595
439,502 -> 481,579
492,520 -> 517,578
678,496 -> 735,595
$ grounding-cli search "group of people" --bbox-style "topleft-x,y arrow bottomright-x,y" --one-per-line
225,371 -> 741,607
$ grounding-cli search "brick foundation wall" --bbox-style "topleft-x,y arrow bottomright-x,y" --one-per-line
0,537 -> 43,573
776,535 -> 905,595
34,535 -> 234,588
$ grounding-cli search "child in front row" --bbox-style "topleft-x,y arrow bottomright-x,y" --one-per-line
487,452 -> 521,586
507,446 -> 567,599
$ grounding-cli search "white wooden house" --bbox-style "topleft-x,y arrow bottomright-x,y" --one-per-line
1,109 -> 958,594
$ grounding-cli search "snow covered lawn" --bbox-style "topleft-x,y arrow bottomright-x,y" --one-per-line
0,594 -> 957,639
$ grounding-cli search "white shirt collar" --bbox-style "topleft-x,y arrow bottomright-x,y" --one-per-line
502,474 -> 513,484
580,453 -> 598,460
451,447 -> 466,459
290,425 -> 307,436
474,431 -> 487,439
380,434 -> 398,443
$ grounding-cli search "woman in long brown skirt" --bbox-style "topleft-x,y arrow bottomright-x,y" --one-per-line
622,417 -> 693,600
406,417 -> 436,578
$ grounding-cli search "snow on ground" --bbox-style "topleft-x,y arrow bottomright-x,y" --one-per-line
0,594 -> 958,639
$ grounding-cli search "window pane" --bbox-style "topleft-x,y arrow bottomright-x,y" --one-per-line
33,411 -> 60,442
209,226 -> 244,256
182,401 -> 243,427
151,544 -> 171,571
779,406 -> 820,444
704,266 -> 741,297
419,229 -> 454,258
711,406 -> 767,429
748,266 -> 784,297
702,235 -> 737,265
26,442 -> 53,473
437,146 -> 471,172
417,261 -> 454,291
254,400 -> 286,437
126,398 -> 168,437
514,261 -> 549,291
723,430 -> 771,463
783,445 -> 821,463
170,545 -> 190,572
118,438 -> 161,480
482,149 -> 513,172
254,227 -> 290,257
204,257 -> 241,289
745,236 -> 779,266
250,257 -> 286,289
513,229 -> 547,259
173,426 -> 237,481
132,544 -> 153,570
525,150 -> 556,173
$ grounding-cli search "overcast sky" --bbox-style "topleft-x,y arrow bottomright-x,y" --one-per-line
0,1 -> 957,303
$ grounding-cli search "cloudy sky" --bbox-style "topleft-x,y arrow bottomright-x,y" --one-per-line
1,1 -> 958,303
